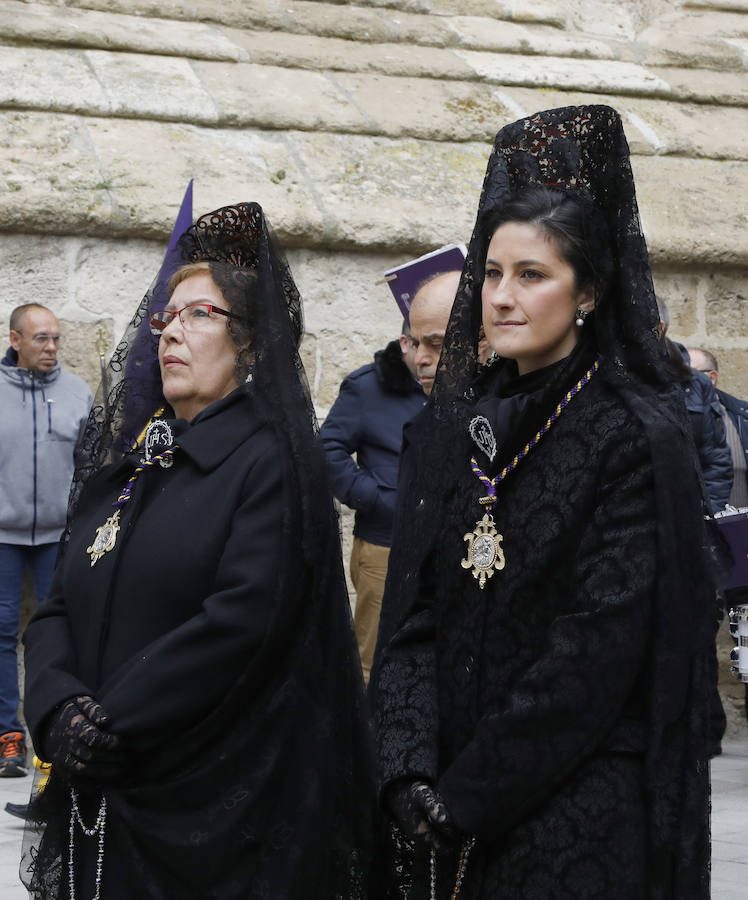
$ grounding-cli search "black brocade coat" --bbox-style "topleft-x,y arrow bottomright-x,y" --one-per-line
373,370 -> 706,899
23,390 -> 372,899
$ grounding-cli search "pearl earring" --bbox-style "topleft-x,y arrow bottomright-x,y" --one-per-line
575,308 -> 589,327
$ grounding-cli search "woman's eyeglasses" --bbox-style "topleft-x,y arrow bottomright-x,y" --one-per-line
149,303 -> 239,335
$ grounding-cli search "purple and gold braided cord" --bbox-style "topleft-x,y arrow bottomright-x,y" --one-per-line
114,447 -> 177,509
470,457 -> 497,507
470,360 -> 599,511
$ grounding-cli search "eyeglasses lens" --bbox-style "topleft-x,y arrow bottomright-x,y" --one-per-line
149,312 -> 170,335
150,304 -> 219,336
182,305 -> 213,328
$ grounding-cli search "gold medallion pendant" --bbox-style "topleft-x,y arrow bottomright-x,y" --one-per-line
86,509 -> 121,567
461,512 -> 505,589
463,362 -> 599,589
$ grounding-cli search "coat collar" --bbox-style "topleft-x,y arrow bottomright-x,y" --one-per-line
178,388 -> 265,472
374,340 -> 423,395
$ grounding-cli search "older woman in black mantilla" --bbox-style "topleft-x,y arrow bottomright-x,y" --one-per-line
370,106 -> 717,900
21,203 -> 376,899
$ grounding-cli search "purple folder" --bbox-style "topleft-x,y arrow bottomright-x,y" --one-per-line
716,510 -> 748,589
383,243 -> 466,323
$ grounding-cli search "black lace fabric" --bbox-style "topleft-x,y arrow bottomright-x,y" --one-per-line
371,106 -> 717,899
431,105 -> 667,415
22,204 -> 377,898
66,203 -> 308,529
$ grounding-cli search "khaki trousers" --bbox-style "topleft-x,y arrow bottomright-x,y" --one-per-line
350,537 -> 390,684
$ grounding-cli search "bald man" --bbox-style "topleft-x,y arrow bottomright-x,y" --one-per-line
408,270 -> 460,395
0,304 -> 91,776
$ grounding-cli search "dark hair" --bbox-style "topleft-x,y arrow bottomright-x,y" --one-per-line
480,186 -> 610,294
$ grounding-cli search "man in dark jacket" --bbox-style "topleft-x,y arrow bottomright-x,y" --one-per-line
657,302 -> 732,755
657,301 -> 732,512
689,347 -> 748,724
688,348 -> 748,510
681,365 -> 733,513
0,304 -> 91,776
321,323 -> 425,681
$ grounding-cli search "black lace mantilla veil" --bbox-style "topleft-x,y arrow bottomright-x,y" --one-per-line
373,106 -> 717,898
432,105 -> 667,406
23,204 -> 377,899
66,203 -> 309,535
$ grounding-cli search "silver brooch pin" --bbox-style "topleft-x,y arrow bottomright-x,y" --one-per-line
468,415 -> 497,462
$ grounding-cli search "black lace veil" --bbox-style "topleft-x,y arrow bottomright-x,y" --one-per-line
24,203 -> 377,898
374,106 -> 716,899
69,207 -> 306,518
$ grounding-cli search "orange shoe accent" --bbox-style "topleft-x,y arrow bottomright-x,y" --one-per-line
0,731 -> 24,759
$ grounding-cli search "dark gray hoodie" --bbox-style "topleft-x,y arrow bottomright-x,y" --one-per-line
0,347 -> 92,545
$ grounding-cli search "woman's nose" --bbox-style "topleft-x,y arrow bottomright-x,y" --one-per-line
161,316 -> 184,340
491,279 -> 514,308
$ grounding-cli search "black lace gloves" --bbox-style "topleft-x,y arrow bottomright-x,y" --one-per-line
40,695 -> 125,781
385,779 -> 458,847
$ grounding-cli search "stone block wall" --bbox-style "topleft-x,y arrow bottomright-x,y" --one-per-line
0,0 -> 745,400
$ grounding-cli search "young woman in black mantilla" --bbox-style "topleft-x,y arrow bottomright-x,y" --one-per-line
369,106 -> 719,900
21,203 -> 377,899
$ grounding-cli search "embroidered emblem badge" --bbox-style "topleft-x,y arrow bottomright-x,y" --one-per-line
143,420 -> 174,468
468,415 -> 497,462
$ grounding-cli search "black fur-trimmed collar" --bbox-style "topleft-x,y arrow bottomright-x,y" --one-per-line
374,340 -> 421,395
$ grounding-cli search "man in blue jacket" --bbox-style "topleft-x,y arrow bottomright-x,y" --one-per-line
689,347 -> 748,725
688,348 -> 748,510
0,304 -> 91,775
657,301 -> 732,512
321,322 -> 425,682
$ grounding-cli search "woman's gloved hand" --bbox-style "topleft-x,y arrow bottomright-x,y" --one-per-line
384,779 -> 458,847
41,695 -> 125,780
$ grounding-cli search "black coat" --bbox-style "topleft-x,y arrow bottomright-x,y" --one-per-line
718,387 -> 748,494
25,392 -> 290,744
372,369 -> 709,899
24,389 -> 373,899
681,369 -> 733,512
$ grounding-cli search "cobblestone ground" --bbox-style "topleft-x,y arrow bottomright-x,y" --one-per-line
0,740 -> 745,899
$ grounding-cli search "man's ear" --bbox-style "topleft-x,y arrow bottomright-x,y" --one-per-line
9,330 -> 21,352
